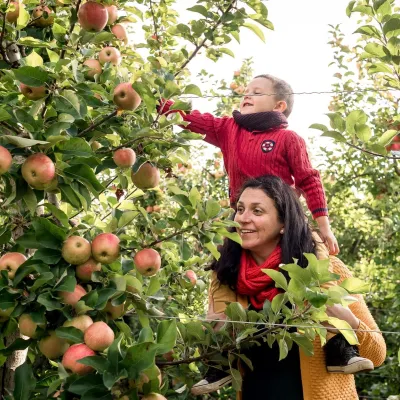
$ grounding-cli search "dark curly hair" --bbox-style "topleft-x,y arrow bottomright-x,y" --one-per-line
209,175 -> 316,290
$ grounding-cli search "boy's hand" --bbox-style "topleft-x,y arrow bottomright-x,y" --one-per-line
315,216 -> 339,255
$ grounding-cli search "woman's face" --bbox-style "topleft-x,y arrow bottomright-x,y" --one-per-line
234,188 -> 284,256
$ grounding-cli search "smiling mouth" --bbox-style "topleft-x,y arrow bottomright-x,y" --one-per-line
242,102 -> 253,107
240,229 -> 256,235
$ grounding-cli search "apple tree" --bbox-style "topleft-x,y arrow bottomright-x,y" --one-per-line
310,0 -> 400,396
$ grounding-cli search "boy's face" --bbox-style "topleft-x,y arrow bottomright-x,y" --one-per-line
239,77 -> 285,115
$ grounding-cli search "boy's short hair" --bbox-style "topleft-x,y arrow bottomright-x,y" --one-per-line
255,74 -> 294,117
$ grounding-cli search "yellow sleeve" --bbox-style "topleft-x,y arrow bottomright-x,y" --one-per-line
208,271 -> 238,314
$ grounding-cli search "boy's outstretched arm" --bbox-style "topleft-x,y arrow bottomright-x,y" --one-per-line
157,99 -> 231,148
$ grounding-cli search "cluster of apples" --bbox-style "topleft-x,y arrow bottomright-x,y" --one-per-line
6,1 -> 54,27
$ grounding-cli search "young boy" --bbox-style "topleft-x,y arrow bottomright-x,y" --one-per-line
158,74 -> 373,394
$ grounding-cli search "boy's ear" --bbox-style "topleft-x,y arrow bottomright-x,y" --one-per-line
274,101 -> 287,114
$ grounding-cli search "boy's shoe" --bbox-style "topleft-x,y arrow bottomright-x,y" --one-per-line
325,333 -> 374,374
190,368 -> 232,396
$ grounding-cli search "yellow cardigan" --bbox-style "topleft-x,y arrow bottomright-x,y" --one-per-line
208,239 -> 386,400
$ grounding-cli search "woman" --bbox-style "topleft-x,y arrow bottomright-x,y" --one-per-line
193,175 -> 386,399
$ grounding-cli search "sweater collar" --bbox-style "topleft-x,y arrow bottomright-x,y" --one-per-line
232,110 -> 288,133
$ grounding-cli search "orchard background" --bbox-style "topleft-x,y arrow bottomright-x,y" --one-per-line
0,0 -> 399,399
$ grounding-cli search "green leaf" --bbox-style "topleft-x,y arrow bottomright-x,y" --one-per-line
43,203 -> 69,228
2,135 -> 49,148
37,293 -> 62,311
30,272 -> 54,292
368,143 -> 387,155
55,327 -> 84,344
0,109 -> 12,122
291,333 -> 314,356
305,289 -> 328,308
243,22 -> 265,42
364,43 -> 387,57
262,269 -> 288,291
18,37 -> 51,48
13,363 -> 36,400
355,124 -> 372,142
321,131 -> 346,143
345,110 -> 368,136
163,80 -> 181,99
271,293 -> 285,313
78,356 -> 110,373
218,47 -> 235,57
56,138 -> 93,158
326,113 -> 346,132
46,48 -> 60,63
230,367 -> 242,391
25,51 -> 43,67
156,319 -> 177,354
383,18 -> 400,38
23,186 -> 37,215
184,84 -> 202,97
278,337 -> 288,361
378,129 -> 398,146
64,164 -> 104,196
32,248 -> 62,265
204,242 -> 220,260
123,342 -> 158,380
205,199 -> 221,218
309,123 -> 328,132
58,275 -> 79,292
354,25 -> 382,39
16,5 -> 30,30
146,276 -> 161,296
54,91 -> 82,120
340,278 -> 370,294
186,5 -> 209,17
327,317 -> 359,345
169,100 -> 192,111
14,66 -> 49,87
32,218 -> 66,248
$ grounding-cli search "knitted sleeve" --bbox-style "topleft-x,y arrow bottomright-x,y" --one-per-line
285,131 -> 328,219
330,257 -> 386,366
158,99 -> 231,148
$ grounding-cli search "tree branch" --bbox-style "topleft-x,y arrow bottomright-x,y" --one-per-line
0,0 -> 12,66
60,0 -> 82,60
77,110 -> 118,137
174,0 -> 236,77
344,140 -> 400,160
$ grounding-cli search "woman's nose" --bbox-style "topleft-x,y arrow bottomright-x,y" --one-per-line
236,210 -> 251,223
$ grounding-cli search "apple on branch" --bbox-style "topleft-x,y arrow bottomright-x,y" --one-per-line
21,153 -> 56,190
0,252 -> 27,279
20,83 -> 47,100
134,248 -> 161,277
91,233 -> 120,264
62,343 -> 95,375
6,1 -> 24,24
18,314 -> 45,338
78,1 -> 108,32
62,236 -> 92,265
113,148 -> 136,168
106,5 -> 118,25
131,162 -> 160,189
39,331 -> 70,359
83,59 -> 102,80
32,6 -> 54,27
84,321 -> 115,351
99,46 -> 122,66
59,284 -> 87,307
111,24 -> 128,44
76,258 -> 101,282
0,146 -> 12,175
113,82 -> 141,110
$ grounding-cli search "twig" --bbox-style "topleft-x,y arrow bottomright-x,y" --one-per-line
174,0 -> 236,77
60,0 -> 82,59
149,0 -> 161,57
0,0 -> 12,66
77,110 -> 118,137
145,223 -> 198,248
344,140 -> 400,160
96,136 -> 164,155
0,121 -> 23,136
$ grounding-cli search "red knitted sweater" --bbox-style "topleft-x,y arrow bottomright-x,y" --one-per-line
160,100 -> 328,218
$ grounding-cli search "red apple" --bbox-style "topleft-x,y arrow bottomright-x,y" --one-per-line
84,321 -> 114,351
0,146 -> 12,175
6,1 -> 24,23
113,148 -> 136,168
76,258 -> 101,281
230,82 -> 238,90
234,85 -> 245,94
32,6 -> 54,27
106,5 -> 118,25
0,252 -> 27,279
99,46 -> 121,66
62,343 -> 96,375
113,82 -> 141,111
62,236 -> 91,265
233,70 -> 240,77
78,1 -> 108,32
39,331 -> 70,359
21,153 -> 56,190
91,141 -> 102,150
20,83 -> 47,100
111,24 -> 128,44
91,233 -> 120,264
131,162 -> 160,189
134,248 -> 161,277
18,313 -> 45,338
184,270 -> 197,286
59,284 -> 87,307
83,59 -> 102,80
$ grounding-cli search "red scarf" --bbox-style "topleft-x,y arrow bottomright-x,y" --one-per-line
236,245 -> 282,310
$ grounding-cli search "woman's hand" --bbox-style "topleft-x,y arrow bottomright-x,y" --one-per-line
206,311 -> 227,331
325,304 -> 360,331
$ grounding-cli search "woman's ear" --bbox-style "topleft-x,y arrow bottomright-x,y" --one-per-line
280,226 -> 284,235
274,101 -> 287,114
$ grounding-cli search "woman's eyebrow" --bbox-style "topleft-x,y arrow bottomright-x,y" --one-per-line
237,202 -> 262,206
